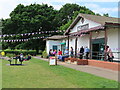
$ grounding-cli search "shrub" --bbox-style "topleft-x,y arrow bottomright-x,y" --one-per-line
3,49 -> 36,56
6,53 -> 15,58
42,49 -> 48,58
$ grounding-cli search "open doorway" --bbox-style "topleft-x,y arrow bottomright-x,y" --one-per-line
92,38 -> 105,60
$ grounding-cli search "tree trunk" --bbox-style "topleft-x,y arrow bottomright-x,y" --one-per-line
35,48 -> 39,55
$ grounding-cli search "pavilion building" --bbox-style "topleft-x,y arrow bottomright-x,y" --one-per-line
46,13 -> 120,61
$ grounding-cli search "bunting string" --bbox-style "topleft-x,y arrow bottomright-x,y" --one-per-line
0,36 -> 47,42
0,30 -> 62,38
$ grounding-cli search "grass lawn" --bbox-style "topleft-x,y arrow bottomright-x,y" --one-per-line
2,57 -> 119,88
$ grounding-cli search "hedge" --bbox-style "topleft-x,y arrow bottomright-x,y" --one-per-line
1,49 -> 37,56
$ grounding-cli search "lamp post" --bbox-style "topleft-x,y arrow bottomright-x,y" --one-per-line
0,19 -> 3,51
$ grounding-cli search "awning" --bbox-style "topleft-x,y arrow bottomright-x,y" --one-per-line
60,42 -> 66,45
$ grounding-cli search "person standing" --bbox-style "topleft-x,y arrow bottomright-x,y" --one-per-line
84,46 -> 90,59
79,46 -> 84,59
70,47 -> 74,57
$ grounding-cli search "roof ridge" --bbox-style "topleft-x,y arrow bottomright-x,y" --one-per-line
79,13 -> 119,19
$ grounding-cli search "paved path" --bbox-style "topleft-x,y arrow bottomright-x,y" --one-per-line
34,56 -> 119,81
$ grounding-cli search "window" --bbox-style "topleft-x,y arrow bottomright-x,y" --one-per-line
53,45 -> 57,51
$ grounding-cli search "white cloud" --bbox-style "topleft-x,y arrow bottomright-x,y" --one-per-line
83,3 -> 100,8
0,0 -> 19,19
82,0 -> 119,2
83,3 -> 118,17
93,7 -> 118,14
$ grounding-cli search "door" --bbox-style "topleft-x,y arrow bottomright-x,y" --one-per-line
92,38 -> 105,60
61,44 -> 66,55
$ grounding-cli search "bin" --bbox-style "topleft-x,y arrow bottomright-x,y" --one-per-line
49,56 -> 57,65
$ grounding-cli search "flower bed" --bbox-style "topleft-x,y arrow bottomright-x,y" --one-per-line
65,58 -> 88,65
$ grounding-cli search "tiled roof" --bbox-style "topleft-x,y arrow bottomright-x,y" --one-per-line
79,13 -> 118,25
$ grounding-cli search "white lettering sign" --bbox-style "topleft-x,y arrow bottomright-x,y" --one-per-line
77,24 -> 89,31
49,58 -> 56,65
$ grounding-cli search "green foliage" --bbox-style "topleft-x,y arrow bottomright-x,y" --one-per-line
6,53 -> 15,58
96,13 -> 101,16
42,49 -> 48,58
59,5 -> 95,31
4,49 -> 36,55
60,20 -> 73,31
103,13 -> 109,17
2,3 -> 100,52
2,4 -> 57,52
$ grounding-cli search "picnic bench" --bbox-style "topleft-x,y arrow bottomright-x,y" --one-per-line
8,57 -> 24,65
7,55 -> 31,65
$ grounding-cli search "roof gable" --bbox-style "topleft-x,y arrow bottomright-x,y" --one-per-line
65,13 -> 119,35
69,17 -> 101,34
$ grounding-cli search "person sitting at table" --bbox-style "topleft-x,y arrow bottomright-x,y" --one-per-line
57,49 -> 62,60
27,54 -> 31,60
58,49 -> 62,55
19,53 -> 24,63
23,54 -> 32,61
13,54 -> 19,59
13,54 -> 20,64
23,55 -> 28,61
49,49 -> 53,56
52,50 -> 57,56
60,49 -> 69,62
105,45 -> 114,62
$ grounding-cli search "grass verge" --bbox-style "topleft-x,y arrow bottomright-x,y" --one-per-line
2,58 -> 119,88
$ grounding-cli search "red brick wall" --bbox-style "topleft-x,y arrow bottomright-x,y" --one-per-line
77,59 -> 88,65
64,58 -> 120,71
88,60 -> 120,71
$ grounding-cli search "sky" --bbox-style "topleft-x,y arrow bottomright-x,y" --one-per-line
0,0 -> 119,19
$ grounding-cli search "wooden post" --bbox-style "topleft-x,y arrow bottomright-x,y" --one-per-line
75,37 -> 78,58
104,29 -> 107,61
68,35 -> 69,52
89,32 -> 92,59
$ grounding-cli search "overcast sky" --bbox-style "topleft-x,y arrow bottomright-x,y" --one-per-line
0,0 -> 119,19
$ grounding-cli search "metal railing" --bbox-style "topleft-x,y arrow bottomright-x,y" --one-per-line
76,51 -> 120,62
91,51 -> 120,62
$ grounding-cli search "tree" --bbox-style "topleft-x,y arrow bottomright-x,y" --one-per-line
54,3 -> 81,28
58,4 -> 96,31
96,13 -> 101,16
2,4 -> 58,53
103,13 -> 109,17
2,3 -> 99,53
